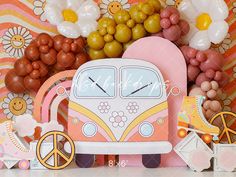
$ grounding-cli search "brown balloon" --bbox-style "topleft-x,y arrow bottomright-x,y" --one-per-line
39,45 -> 50,54
53,35 -> 65,52
30,70 -> 41,79
24,75 -> 41,91
5,69 -> 26,93
14,58 -> 31,76
36,33 -> 53,47
72,53 -> 89,69
37,61 -> 49,77
57,51 -> 75,68
25,45 -> 40,61
40,49 -> 57,65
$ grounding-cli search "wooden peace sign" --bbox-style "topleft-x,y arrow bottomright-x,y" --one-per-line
210,112 -> 236,144
36,131 -> 75,170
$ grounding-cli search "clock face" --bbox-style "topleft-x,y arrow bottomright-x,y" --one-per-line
121,67 -> 163,98
74,67 -> 116,98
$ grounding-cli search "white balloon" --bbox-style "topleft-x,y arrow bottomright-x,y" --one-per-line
208,21 -> 229,44
67,0 -> 84,11
77,0 -> 101,20
46,0 -> 67,10
44,4 -> 63,25
208,0 -> 229,21
77,19 -> 98,37
190,31 -> 211,51
191,0 -> 211,13
57,21 -> 81,38
178,0 -> 198,22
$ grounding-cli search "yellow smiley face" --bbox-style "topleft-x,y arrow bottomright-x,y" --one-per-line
10,35 -> 25,49
108,1 -> 122,16
9,97 -> 27,116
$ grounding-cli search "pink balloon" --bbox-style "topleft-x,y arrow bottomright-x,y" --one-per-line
163,25 -> 181,42
178,20 -> 190,36
205,69 -> 215,79
200,49 -> 223,72
170,13 -> 180,25
188,65 -> 200,81
160,18 -> 171,29
196,73 -> 211,86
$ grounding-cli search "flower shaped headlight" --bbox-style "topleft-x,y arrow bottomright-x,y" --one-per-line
178,0 -> 229,50
45,0 -> 100,38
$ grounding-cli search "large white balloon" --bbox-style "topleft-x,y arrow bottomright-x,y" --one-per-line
57,21 -> 81,38
77,0 -> 100,20
208,0 -> 229,21
208,21 -> 229,44
178,0 -> 198,22
77,19 -> 98,37
44,4 -> 63,25
190,31 -> 211,51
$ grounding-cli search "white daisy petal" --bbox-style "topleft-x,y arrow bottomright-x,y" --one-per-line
121,0 -> 128,5
40,13 -> 47,21
100,4 -> 108,9
57,21 -> 81,38
110,117 -> 115,122
191,0 -> 211,13
118,111 -> 124,116
178,0 -> 198,22
7,112 -> 13,119
13,27 -> 17,35
27,105 -> 33,109
122,116 -> 127,122
112,111 -> 118,117
3,109 -> 10,115
1,103 -> 8,109
208,0 -> 229,21
77,0 -> 100,20
166,0 -> 175,6
34,7 -> 44,15
77,19 -> 97,37
47,0 -> 67,9
101,0 -> 110,5
113,122 -> 119,127
119,122 -> 124,127
208,21 -> 229,44
44,4 -> 63,25
67,0 -> 84,11
190,31 -> 211,50
34,0 -> 43,6
4,97 -> 10,103
2,35 -> 11,40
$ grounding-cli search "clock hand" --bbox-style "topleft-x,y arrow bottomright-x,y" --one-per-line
88,77 -> 110,97
126,82 -> 153,97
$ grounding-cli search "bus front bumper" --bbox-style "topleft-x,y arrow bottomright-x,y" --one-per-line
64,141 -> 172,155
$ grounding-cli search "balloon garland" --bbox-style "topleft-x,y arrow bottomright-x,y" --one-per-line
4,0 -> 229,120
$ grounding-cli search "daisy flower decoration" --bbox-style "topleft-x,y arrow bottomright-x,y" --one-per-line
100,0 -> 131,18
44,0 -> 100,38
178,0 -> 229,51
1,93 -> 33,120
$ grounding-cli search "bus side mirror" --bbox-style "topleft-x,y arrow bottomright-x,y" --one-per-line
167,86 -> 181,98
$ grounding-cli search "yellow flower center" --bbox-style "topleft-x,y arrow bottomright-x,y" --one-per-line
196,13 -> 212,31
62,9 -> 78,23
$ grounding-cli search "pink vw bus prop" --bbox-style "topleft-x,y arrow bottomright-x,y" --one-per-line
67,59 -> 172,168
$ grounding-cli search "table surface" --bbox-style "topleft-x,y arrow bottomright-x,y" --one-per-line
0,164 -> 234,177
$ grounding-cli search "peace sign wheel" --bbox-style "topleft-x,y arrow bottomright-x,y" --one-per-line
36,131 -> 75,170
210,112 -> 236,144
